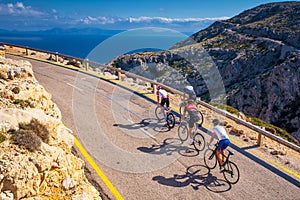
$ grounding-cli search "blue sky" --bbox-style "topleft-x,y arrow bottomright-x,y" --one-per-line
0,0 -> 297,32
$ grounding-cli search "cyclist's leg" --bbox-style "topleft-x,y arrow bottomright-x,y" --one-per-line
217,139 -> 230,166
165,98 -> 170,112
160,98 -> 166,107
188,120 -> 194,144
216,141 -> 225,166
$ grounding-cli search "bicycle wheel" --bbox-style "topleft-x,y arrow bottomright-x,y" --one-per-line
166,113 -> 175,129
193,133 -> 205,151
204,148 -> 217,169
223,161 -> 240,184
155,105 -> 165,120
196,111 -> 204,126
178,123 -> 188,141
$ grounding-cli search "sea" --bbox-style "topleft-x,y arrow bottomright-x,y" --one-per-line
0,34 -> 110,59
0,30 -> 190,63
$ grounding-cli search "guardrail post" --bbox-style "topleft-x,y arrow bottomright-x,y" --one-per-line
153,83 -> 157,94
257,126 -> 265,146
55,52 -> 59,62
117,68 -> 122,80
84,59 -> 89,71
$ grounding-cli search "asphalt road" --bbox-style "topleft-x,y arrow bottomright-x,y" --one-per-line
9,55 -> 300,200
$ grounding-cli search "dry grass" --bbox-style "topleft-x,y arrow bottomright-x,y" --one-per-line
10,118 -> 49,151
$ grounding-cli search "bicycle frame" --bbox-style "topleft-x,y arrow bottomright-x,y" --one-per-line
210,143 -> 231,168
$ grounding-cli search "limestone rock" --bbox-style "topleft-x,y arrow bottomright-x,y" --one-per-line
0,57 -> 101,199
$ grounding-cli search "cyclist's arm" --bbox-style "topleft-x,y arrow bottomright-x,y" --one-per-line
207,130 -> 216,146
180,108 -> 187,122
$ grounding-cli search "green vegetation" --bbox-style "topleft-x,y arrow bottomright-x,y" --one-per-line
248,117 -> 299,145
257,42 -> 269,52
210,102 -> 239,115
0,132 -> 6,143
10,118 -> 49,152
13,99 -> 25,107
209,102 -> 299,146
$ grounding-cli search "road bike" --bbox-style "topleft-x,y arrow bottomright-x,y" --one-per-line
179,98 -> 204,126
177,118 -> 205,151
204,143 -> 240,184
155,105 -> 175,129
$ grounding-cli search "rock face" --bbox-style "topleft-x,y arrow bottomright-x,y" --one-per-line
0,56 -> 101,199
109,2 -> 300,142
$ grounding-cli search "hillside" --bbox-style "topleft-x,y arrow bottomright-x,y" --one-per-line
0,56 -> 101,199
109,2 -> 300,142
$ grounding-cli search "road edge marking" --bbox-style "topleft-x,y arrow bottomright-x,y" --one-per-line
10,53 -> 300,186
74,136 -> 124,200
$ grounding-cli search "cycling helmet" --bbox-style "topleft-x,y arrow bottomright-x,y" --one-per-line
187,99 -> 194,103
212,118 -> 220,125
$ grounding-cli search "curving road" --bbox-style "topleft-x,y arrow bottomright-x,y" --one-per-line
9,55 -> 300,200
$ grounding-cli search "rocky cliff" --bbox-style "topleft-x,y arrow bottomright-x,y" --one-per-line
109,2 -> 300,142
0,56 -> 101,199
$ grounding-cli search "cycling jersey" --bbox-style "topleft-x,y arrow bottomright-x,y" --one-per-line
211,125 -> 229,140
184,104 -> 200,128
156,89 -> 169,99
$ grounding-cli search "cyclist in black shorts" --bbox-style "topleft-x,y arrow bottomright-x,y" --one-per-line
156,85 -> 170,112
180,99 -> 200,145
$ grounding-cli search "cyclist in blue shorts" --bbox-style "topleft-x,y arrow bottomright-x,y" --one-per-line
207,119 -> 231,169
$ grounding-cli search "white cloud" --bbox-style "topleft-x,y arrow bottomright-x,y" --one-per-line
0,2 -> 44,16
79,16 -> 121,25
128,16 -> 229,23
78,15 -> 229,25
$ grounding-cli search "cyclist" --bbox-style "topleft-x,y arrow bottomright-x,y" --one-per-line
183,81 -> 196,101
207,118 -> 230,170
156,85 -> 170,112
180,99 -> 200,145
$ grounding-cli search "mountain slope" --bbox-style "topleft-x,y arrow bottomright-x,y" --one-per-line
110,2 -> 300,141
172,1 -> 300,140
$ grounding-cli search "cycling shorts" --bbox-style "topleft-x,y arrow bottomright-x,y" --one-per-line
188,118 -> 197,128
217,139 -> 230,152
160,98 -> 170,108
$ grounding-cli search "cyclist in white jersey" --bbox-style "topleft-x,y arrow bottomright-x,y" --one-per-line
207,119 -> 231,167
156,85 -> 170,111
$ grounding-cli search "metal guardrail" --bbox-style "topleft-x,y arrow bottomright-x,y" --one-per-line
1,42 -> 299,153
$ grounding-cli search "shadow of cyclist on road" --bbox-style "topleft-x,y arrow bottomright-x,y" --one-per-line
137,138 -> 199,157
152,164 -> 231,193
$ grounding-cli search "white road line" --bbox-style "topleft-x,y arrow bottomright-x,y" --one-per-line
127,119 -> 156,139
66,82 -> 83,92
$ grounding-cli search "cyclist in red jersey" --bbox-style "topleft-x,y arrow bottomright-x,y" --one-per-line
180,99 -> 200,145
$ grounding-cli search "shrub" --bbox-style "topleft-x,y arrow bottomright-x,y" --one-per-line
11,130 -> 41,152
10,118 -> 49,151
210,102 -> 239,115
249,117 -> 299,146
18,118 -> 49,143
13,99 -> 25,107
0,132 -> 6,143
